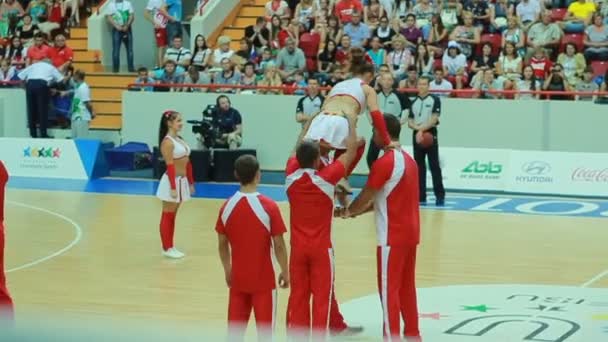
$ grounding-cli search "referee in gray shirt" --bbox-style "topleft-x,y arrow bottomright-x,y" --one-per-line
366,72 -> 410,168
408,76 -> 445,206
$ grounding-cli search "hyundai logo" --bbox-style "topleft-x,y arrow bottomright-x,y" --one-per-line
522,161 -> 551,175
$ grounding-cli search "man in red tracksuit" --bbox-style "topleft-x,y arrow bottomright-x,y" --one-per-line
348,114 -> 422,341
216,155 -> 289,340
0,161 -> 14,321
285,115 -> 358,340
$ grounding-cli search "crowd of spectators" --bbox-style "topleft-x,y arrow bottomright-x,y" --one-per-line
133,0 -> 608,101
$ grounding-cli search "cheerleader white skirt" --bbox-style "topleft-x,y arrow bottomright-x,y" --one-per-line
156,174 -> 191,203
304,112 -> 349,149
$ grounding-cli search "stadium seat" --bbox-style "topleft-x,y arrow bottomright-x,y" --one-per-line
591,61 -> 608,78
551,8 -> 568,22
299,33 -> 321,73
478,33 -> 502,57
559,33 -> 584,53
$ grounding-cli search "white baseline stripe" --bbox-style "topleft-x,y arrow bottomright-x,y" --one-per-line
5,201 -> 83,273
580,269 -> 608,288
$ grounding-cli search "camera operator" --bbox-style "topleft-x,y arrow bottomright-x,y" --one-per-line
214,95 -> 243,149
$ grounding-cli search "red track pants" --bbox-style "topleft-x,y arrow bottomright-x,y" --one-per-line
287,247 -> 347,340
227,288 -> 276,341
0,224 -> 13,321
377,245 -> 420,341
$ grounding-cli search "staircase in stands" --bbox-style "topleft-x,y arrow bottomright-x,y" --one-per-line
217,0 -> 266,51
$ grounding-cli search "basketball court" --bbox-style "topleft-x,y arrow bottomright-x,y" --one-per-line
4,178 -> 608,341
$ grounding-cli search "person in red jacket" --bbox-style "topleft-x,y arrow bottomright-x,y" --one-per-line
0,160 -> 14,322
529,47 -> 552,81
334,0 -> 364,24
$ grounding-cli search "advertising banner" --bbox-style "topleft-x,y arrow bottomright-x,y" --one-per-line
0,138 -> 88,179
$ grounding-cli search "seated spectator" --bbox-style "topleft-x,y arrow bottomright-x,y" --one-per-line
490,0 -> 513,33
265,0 -> 290,22
326,15 -> 344,45
529,47 -> 552,82
575,66 -> 599,101
364,0 -> 384,30
245,17 -> 270,51
449,11 -> 480,60
442,40 -> 468,89
234,37 -> 255,68
335,0 -> 363,24
295,77 -> 324,126
239,61 -> 258,92
399,65 -> 419,97
414,43 -> 434,76
343,10 -> 370,48
394,0 -> 409,20
26,0 -> 47,25
562,0 -> 596,33
367,36 -> 386,69
373,15 -> 396,49
470,43 -> 497,76
429,67 -> 453,96
515,65 -> 541,100
182,65 -> 211,93
0,0 -> 25,39
557,42 -> 586,86
16,14 -> 39,47
440,0 -> 462,33
584,13 -> 608,61
151,60 -> 185,91
515,0 -> 540,29
399,13 -> 422,49
211,36 -> 234,68
133,67 -> 155,92
37,0 -> 60,35
502,16 -> 525,58
190,34 -> 212,71
292,70 -> 308,95
385,34 -> 413,80
276,37 -> 306,82
0,59 -> 18,85
335,34 -> 351,64
214,95 -> 242,150
496,41 -> 522,91
164,35 -> 191,68
6,35 -> 27,69
600,70 -> 608,100
283,18 -> 302,46
526,11 -> 563,60
371,63 -> 394,89
472,68 -> 503,99
412,0 -> 433,40
428,14 -> 448,56
214,57 -> 241,93
322,64 -> 344,90
464,0 -> 490,31
268,15 -> 283,50
543,63 -> 570,100
294,0 -> 316,30
317,39 -> 337,79
258,47 -> 276,73
26,32 -> 49,65
257,62 -> 283,94
48,33 -> 72,73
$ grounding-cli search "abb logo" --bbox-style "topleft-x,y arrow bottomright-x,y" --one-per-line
571,168 -> 608,182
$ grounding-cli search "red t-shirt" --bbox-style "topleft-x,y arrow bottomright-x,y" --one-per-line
26,44 -> 50,63
366,148 -> 420,246
285,156 -> 345,249
334,0 -> 364,24
529,56 -> 552,79
215,191 -> 287,293
48,46 -> 73,68
0,161 -> 7,223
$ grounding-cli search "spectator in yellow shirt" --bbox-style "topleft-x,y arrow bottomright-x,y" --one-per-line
562,0 -> 596,33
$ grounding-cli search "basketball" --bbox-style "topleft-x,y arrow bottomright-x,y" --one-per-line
418,132 -> 434,148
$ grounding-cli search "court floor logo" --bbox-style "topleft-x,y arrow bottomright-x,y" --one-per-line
340,285 -> 608,342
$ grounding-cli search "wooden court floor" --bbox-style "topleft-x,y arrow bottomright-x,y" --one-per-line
4,188 -> 608,341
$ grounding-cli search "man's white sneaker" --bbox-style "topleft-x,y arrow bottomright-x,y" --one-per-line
162,248 -> 185,259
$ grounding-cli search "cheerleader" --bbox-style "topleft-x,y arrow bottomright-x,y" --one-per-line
0,160 -> 13,321
156,111 -> 194,259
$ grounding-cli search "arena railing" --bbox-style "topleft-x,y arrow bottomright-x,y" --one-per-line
125,83 -> 608,99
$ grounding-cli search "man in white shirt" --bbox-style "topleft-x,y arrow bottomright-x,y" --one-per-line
144,0 -> 171,67
105,0 -> 135,73
164,35 -> 192,68
429,68 -> 453,97
516,0 -> 542,28
64,70 -> 94,138
17,59 -> 64,138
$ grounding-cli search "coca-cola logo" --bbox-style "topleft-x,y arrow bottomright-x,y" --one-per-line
571,167 -> 608,182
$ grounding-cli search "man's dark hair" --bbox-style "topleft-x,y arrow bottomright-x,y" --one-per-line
173,35 -> 182,41
418,75 -> 432,84
384,114 -> 401,141
407,65 -> 417,72
137,67 -> 148,73
256,17 -> 265,24
296,140 -> 320,169
74,70 -> 86,81
234,154 -> 260,185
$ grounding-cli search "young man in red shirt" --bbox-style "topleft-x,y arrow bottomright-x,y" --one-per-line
285,115 -> 358,339
0,161 -> 13,322
216,155 -> 289,340
334,0 -> 364,24
347,114 -> 422,341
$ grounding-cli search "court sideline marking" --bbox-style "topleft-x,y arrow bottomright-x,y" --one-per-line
5,201 -> 83,273
580,269 -> 608,288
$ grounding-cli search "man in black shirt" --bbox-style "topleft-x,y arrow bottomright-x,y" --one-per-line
244,17 -> 270,51
464,0 -> 490,29
295,78 -> 324,127
214,95 -> 243,149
